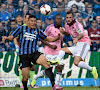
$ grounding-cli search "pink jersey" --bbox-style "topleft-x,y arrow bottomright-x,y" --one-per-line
65,20 -> 91,45
43,24 -> 65,55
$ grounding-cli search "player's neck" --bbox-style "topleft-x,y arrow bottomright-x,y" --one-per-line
92,26 -> 97,30
54,24 -> 61,29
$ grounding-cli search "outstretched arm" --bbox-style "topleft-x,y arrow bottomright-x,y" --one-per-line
2,35 -> 14,42
60,27 -> 69,36
41,39 -> 57,49
73,33 -> 84,45
44,33 -> 62,42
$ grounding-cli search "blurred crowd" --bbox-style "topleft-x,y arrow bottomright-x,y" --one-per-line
0,0 -> 100,52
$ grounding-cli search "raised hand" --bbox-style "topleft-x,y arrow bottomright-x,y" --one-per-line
59,27 -> 65,34
2,36 -> 7,42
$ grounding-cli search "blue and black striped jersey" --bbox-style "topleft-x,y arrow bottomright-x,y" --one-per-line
11,26 -> 47,55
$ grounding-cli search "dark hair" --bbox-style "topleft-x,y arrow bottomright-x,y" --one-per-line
25,13 -> 31,18
91,19 -> 97,23
55,14 -> 62,19
66,11 -> 74,17
29,15 -> 36,19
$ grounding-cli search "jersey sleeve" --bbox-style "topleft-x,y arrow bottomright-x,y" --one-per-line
39,30 -> 47,40
75,21 -> 84,34
11,26 -> 22,38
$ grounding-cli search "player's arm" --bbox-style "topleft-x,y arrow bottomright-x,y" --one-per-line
2,35 -> 14,42
44,33 -> 61,42
73,33 -> 84,45
2,26 -> 21,42
39,30 -> 62,42
40,39 -> 57,49
59,27 -> 69,36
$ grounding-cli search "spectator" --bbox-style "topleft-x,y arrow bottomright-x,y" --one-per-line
6,4 -> 16,20
94,0 -> 100,5
0,3 -> 10,24
88,19 -> 100,51
4,0 -> 13,8
29,8 -> 34,15
57,0 -> 64,5
34,5 -> 41,19
82,4 -> 97,29
16,14 -> 23,26
64,0 -> 70,9
71,4 -> 78,13
77,16 -> 88,35
8,20 -> 17,51
96,16 -> 100,29
16,0 -> 24,15
51,3 -> 66,26
0,22 -> 10,51
23,5 -> 29,16
32,0 -> 42,7
37,19 -> 43,30
9,20 -> 17,32
45,16 -> 54,27
67,0 -> 85,11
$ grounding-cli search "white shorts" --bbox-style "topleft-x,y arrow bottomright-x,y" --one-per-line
67,42 -> 90,60
44,54 -> 64,66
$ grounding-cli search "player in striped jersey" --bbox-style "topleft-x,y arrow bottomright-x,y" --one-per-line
13,13 -> 39,88
2,15 -> 62,90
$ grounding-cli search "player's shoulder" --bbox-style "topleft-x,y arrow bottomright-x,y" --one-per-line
74,20 -> 82,27
45,24 -> 54,31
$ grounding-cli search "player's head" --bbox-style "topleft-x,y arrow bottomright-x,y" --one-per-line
55,14 -> 62,26
28,15 -> 37,29
24,13 -> 31,24
66,11 -> 74,25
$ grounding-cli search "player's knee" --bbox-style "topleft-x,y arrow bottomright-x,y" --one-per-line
56,65 -> 63,72
74,61 -> 79,66
22,75 -> 29,82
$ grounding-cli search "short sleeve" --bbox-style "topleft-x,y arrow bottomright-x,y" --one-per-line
39,30 -> 47,40
11,26 -> 22,38
75,21 -> 84,34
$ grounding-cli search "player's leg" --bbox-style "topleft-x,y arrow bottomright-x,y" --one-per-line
55,65 -> 63,89
19,55 -> 32,90
74,42 -> 98,80
31,70 -> 45,87
36,54 -> 55,88
22,67 -> 29,90
19,69 -> 24,88
29,65 -> 35,83
56,47 -> 72,61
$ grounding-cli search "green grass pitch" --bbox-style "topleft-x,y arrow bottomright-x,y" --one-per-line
0,87 -> 100,90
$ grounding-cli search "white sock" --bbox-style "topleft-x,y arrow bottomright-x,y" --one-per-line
55,72 -> 62,85
34,70 -> 45,80
57,50 -> 65,60
78,61 -> 92,71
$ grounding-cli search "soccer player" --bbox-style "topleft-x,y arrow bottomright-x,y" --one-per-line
13,13 -> 39,88
31,14 -> 64,90
56,11 -> 98,80
2,15 -> 61,90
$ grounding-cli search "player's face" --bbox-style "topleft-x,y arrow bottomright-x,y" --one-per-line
28,18 -> 37,29
24,15 -> 29,23
66,14 -> 74,24
55,16 -> 62,26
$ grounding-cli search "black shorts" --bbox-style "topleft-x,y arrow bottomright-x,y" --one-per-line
19,51 -> 42,69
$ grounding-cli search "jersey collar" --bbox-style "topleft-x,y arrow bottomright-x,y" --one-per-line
54,23 -> 62,29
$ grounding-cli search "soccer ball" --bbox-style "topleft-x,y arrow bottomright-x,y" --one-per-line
40,4 -> 51,16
